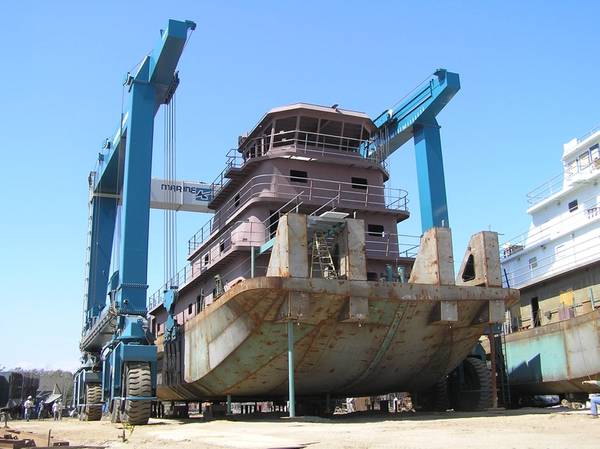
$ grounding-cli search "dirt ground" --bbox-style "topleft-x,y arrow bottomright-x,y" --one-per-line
6,408 -> 600,449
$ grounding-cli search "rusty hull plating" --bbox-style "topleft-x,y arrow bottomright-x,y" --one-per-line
156,214 -> 518,401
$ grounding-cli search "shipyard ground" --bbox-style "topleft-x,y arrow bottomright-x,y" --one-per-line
7,408 -> 600,449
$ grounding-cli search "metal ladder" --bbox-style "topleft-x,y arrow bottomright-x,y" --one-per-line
310,232 -> 338,279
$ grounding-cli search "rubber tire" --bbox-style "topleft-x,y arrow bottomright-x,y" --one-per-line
433,376 -> 450,411
121,362 -> 152,425
83,384 -> 102,421
111,399 -> 121,423
454,357 -> 492,411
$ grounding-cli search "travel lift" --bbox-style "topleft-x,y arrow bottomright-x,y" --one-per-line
74,19 -> 201,425
75,19 -> 484,421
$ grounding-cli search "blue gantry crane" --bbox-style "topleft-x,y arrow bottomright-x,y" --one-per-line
365,69 -> 460,232
73,19 -> 196,425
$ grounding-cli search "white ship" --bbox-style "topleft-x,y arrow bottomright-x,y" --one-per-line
501,125 -> 600,398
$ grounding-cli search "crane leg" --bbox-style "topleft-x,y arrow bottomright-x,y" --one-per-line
414,119 -> 450,232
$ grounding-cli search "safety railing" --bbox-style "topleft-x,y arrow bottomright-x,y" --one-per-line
188,173 -> 408,254
577,123 -> 600,145
501,195 -> 600,259
365,233 -> 421,259
209,149 -> 245,193
208,129 -> 389,199
502,232 -> 600,289
526,159 -> 600,206
150,226 -> 420,310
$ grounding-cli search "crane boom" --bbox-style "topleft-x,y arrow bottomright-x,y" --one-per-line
368,69 -> 460,231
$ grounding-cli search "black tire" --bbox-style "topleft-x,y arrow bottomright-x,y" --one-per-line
121,362 -> 152,425
83,384 -> 102,421
453,357 -> 492,411
111,399 -> 121,423
432,376 -> 450,411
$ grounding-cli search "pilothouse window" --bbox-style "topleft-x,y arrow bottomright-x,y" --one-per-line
290,170 -> 308,183
368,224 -> 385,237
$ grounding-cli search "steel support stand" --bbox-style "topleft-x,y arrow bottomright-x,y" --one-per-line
287,320 -> 296,418
488,333 -> 498,408
250,246 -> 255,278
226,395 -> 232,415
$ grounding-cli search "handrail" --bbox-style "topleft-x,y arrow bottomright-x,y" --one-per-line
502,193 -> 600,258
208,128 -> 388,199
526,159 -> 600,207
188,173 -> 409,254
502,231 -> 600,289
310,194 -> 339,216
149,228 -> 421,310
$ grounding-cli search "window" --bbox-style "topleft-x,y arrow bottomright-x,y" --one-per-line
290,170 -> 308,183
273,117 -> 297,147
351,177 -> 368,190
567,159 -> 578,176
219,241 -> 225,253
367,224 -> 385,237
528,256 -> 537,270
234,193 -> 240,208
203,253 -> 209,266
188,304 -> 193,315
579,151 -> 591,170
591,144 -> 600,163
568,199 -> 578,212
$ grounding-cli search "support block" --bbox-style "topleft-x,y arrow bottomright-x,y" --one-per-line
429,300 -> 458,324
456,231 -> 502,287
276,291 -> 310,321
408,227 -> 455,285
339,296 -> 368,322
472,300 -> 506,325
337,219 -> 367,281
267,214 -> 308,278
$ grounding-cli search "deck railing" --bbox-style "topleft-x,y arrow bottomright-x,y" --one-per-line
188,173 -> 408,254
502,232 -> 600,289
149,226 -> 420,310
208,129 -> 389,199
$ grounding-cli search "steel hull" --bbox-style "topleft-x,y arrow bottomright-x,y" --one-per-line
506,308 -> 600,394
157,276 -> 516,401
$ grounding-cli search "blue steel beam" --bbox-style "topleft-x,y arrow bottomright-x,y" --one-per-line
84,19 -> 195,324
369,69 -> 459,231
85,195 -> 118,328
93,19 -> 195,196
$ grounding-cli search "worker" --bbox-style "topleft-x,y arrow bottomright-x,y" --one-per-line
52,401 -> 60,421
37,401 -> 45,420
23,396 -> 34,421
582,380 -> 600,417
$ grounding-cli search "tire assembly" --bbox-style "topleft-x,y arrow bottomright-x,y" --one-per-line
121,362 -> 152,425
448,357 -> 492,411
82,383 -> 102,421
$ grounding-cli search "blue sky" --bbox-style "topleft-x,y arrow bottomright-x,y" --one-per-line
1,1 -> 598,370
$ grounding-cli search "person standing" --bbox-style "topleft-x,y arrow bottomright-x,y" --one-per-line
582,380 -> 600,417
52,401 -> 60,421
37,401 -> 45,420
23,396 -> 34,422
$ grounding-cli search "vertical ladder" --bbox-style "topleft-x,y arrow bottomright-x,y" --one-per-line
310,232 -> 338,279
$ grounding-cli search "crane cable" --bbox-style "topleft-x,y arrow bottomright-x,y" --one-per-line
164,93 -> 178,287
